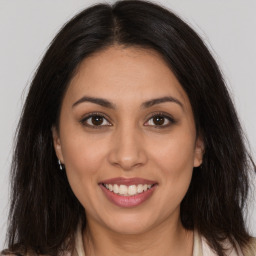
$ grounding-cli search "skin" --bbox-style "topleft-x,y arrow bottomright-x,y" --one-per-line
52,45 -> 204,256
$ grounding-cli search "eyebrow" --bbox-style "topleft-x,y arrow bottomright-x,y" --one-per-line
141,96 -> 183,110
72,96 -> 116,109
72,96 -> 183,110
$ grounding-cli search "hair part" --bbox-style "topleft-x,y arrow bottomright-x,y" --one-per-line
3,1 -> 255,256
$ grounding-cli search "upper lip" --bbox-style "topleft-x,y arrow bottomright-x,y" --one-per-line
99,177 -> 157,186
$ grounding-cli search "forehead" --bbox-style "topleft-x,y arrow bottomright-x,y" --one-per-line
65,45 -> 189,108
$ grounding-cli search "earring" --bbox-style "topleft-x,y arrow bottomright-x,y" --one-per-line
58,159 -> 64,170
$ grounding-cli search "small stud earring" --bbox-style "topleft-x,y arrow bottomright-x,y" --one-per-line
58,159 -> 64,170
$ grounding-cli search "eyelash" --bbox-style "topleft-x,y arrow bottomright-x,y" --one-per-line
145,112 -> 176,128
80,112 -> 111,129
79,112 -> 176,129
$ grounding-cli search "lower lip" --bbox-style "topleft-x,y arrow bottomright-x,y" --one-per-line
99,184 -> 157,208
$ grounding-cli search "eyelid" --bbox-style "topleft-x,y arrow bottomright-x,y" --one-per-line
79,111 -> 176,129
144,112 -> 176,128
79,112 -> 112,128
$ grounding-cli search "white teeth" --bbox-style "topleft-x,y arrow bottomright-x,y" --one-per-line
113,184 -> 119,194
137,184 -> 144,193
104,184 -> 153,196
119,185 -> 128,195
128,185 -> 137,195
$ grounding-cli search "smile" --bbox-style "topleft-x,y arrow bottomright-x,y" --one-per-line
103,184 -> 154,196
99,177 -> 157,207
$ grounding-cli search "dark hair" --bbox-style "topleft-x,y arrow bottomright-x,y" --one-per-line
4,1 -> 255,255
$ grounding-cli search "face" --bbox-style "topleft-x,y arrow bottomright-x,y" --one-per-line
52,46 -> 204,235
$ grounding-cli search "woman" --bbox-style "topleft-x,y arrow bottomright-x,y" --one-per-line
2,1 -> 256,255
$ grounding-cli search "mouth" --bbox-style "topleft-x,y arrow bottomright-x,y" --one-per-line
102,183 -> 156,196
99,177 -> 158,207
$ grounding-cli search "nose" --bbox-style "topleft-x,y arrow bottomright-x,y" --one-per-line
107,126 -> 148,171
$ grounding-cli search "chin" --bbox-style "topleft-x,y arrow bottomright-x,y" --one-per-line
102,212 -> 159,235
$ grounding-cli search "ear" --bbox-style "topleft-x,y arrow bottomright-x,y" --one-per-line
52,126 -> 64,163
193,136 -> 204,167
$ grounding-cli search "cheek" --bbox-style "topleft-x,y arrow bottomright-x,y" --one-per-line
60,133 -> 109,197
60,135 -> 109,207
157,144 -> 194,190
61,133 -> 108,174
150,132 -> 196,174
148,131 -> 195,197
154,140 -> 194,211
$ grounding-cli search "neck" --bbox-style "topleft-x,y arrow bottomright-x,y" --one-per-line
82,216 -> 193,256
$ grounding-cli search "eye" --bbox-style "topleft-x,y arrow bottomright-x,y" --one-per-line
80,113 -> 112,128
144,113 -> 175,128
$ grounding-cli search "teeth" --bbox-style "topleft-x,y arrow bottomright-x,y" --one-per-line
128,185 -> 137,196
119,185 -> 128,195
137,184 -> 144,193
104,184 -> 153,196
113,184 -> 119,194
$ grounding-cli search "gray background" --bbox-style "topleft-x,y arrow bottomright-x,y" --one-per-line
1,0 -> 255,248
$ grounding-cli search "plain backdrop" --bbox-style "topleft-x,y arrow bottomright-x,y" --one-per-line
0,0 -> 255,249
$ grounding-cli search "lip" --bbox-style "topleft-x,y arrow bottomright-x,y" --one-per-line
99,177 -> 157,186
99,177 -> 158,208
99,184 -> 157,208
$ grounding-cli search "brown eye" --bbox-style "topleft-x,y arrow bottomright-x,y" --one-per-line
81,114 -> 111,128
152,116 -> 165,125
145,113 -> 175,128
91,115 -> 104,126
